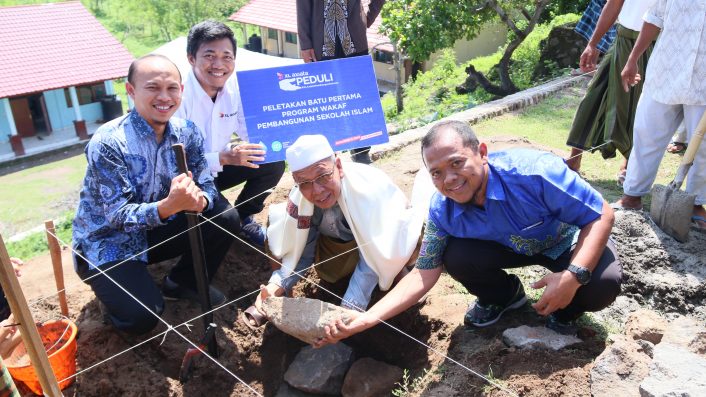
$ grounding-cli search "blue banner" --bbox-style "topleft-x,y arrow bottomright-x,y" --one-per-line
236,56 -> 389,163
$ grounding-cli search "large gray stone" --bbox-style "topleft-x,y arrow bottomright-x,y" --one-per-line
275,383 -> 320,397
625,309 -> 667,345
590,335 -> 652,397
639,342 -> 706,397
342,358 -> 403,397
284,344 -> 354,395
638,316 -> 706,396
262,296 -> 358,345
502,325 -> 581,351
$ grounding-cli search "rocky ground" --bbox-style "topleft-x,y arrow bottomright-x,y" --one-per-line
13,131 -> 706,396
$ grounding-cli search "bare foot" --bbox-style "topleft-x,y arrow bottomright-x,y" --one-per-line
612,195 -> 643,210
566,148 -> 582,172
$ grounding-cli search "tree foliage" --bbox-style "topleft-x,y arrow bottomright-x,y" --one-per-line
382,0 -> 553,96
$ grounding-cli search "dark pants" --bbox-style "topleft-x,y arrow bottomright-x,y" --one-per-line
75,195 -> 240,334
214,161 -> 284,220
443,237 -> 622,322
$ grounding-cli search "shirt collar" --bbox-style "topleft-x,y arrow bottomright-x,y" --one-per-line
450,162 -> 505,217
128,109 -> 176,140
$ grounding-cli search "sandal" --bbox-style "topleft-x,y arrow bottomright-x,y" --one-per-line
667,142 -> 687,154
240,305 -> 268,330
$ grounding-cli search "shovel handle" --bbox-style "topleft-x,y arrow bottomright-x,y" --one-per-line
673,111 -> 706,189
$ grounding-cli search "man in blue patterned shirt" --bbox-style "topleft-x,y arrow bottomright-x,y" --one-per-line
316,121 -> 622,346
72,55 -> 240,334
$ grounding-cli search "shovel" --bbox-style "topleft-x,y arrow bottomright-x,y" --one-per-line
650,111 -> 706,242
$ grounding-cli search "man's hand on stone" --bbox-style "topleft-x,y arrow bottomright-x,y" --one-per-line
530,271 -> 580,316
255,283 -> 284,312
219,143 -> 265,168
313,312 -> 364,348
159,172 -> 207,218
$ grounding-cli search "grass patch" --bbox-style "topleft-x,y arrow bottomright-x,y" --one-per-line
0,155 -> 86,237
5,215 -> 73,260
392,366 -> 444,397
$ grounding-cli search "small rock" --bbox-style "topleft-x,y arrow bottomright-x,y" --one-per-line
262,296 -> 358,345
639,342 -> 706,397
502,325 -> 581,350
284,344 -> 354,395
624,309 -> 667,344
342,358 -> 403,397
590,335 -> 651,397
636,339 -> 655,359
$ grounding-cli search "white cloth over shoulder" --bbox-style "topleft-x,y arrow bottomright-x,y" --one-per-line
267,162 -> 434,290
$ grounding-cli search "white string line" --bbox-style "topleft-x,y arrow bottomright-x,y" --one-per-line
28,186 -> 276,310
45,230 -> 263,397
49,221 -> 372,385
41,70 -> 590,391
197,215 -> 519,397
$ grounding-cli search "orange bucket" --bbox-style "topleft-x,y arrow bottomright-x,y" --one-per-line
5,319 -> 78,395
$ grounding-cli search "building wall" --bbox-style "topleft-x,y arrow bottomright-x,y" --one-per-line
426,23 -> 508,69
43,88 -> 103,130
283,41 -> 299,58
373,60 -> 396,84
0,104 -> 10,144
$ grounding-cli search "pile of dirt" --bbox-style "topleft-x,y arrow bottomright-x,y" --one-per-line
18,136 -> 704,396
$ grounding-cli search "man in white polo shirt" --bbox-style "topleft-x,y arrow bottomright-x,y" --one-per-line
175,20 -> 285,246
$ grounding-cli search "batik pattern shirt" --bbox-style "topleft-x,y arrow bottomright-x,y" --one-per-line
416,149 -> 604,270
72,111 -> 217,268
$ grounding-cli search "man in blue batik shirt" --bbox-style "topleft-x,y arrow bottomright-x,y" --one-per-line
318,120 -> 622,345
72,54 -> 240,335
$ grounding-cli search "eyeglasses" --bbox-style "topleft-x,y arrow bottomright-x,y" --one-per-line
295,170 -> 335,190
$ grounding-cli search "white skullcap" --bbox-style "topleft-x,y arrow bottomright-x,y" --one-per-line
286,134 -> 334,172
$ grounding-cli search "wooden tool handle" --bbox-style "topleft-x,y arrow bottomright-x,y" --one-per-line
172,143 -> 189,174
681,111 -> 706,166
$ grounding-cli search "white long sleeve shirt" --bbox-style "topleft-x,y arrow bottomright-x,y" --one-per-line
642,0 -> 706,105
175,70 -> 249,174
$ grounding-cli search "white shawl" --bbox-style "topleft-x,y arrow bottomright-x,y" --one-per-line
267,162 -> 433,290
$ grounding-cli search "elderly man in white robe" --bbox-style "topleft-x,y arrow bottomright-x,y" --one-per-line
241,135 -> 431,328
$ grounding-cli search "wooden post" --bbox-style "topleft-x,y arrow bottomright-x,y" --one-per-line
45,221 -> 69,317
0,234 -> 63,397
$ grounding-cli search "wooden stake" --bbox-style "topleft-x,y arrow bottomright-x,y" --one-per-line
0,234 -> 63,397
45,221 -> 69,317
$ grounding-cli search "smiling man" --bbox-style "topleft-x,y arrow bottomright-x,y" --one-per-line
240,134 -> 430,328
72,54 -> 240,334
175,20 -> 285,247
316,120 -> 622,345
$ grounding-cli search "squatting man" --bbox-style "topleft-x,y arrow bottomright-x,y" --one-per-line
317,120 -> 623,345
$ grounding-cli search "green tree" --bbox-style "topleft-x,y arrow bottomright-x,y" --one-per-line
382,0 -> 552,96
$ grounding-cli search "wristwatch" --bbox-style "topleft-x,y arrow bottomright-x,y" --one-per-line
567,264 -> 591,285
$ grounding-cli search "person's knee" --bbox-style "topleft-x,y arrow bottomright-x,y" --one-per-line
105,299 -> 164,335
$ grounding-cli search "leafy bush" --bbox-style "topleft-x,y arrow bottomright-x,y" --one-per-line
470,13 -> 580,90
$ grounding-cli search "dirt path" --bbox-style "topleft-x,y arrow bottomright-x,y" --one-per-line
14,135 -> 705,396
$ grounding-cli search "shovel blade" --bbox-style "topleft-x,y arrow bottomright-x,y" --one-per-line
650,184 -> 695,243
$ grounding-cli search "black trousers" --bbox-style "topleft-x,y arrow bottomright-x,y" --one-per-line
443,237 -> 622,322
75,194 -> 240,334
214,161 -> 284,220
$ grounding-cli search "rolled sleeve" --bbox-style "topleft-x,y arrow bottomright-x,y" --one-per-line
644,0 -> 667,28
268,227 -> 318,293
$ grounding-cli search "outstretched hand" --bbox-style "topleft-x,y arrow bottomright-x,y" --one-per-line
531,271 -> 580,316
313,312 -> 364,348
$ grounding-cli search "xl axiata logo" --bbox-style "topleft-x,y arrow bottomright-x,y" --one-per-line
277,70 -> 337,91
